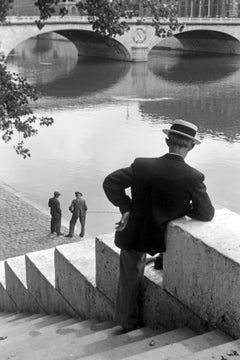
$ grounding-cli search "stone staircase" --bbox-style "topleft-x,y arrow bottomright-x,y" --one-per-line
0,312 -> 237,360
0,222 -> 240,359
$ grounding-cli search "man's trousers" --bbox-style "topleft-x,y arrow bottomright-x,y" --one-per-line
115,248 -> 146,329
69,215 -> 86,237
50,217 -> 61,235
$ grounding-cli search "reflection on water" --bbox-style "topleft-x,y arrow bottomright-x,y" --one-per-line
145,52 -> 240,141
149,52 -> 239,84
3,35 -> 240,236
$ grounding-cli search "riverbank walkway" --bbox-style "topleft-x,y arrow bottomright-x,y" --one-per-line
0,181 -> 88,260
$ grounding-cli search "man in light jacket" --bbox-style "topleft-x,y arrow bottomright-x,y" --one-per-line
65,191 -> 88,238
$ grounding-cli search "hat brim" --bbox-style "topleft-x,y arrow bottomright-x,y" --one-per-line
163,129 -> 201,145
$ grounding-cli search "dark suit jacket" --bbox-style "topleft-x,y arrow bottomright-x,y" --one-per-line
103,153 -> 215,255
48,197 -> 62,220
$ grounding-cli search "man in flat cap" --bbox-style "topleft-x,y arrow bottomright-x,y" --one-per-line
103,119 -> 214,332
48,191 -> 64,236
65,192 -> 88,238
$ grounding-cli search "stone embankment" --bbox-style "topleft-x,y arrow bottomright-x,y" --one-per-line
0,182 -> 83,260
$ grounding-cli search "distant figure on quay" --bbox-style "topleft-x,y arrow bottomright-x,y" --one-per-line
48,191 -> 64,236
65,192 -> 88,238
103,119 -> 215,332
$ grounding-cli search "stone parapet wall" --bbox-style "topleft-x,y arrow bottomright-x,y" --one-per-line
164,208 -> 240,338
96,234 -> 211,334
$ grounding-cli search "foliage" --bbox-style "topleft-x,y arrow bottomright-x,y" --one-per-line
34,0 -> 182,38
144,1 -> 183,38
0,63 -> 53,158
0,1 -> 53,158
0,0 -> 9,22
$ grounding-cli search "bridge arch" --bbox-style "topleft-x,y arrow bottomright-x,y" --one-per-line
0,18 -> 163,62
55,29 -> 131,61
2,23 -> 132,61
174,28 -> 240,55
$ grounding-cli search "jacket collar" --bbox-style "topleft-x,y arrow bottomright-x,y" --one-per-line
163,153 -> 185,162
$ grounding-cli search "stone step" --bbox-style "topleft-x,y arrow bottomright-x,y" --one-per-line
55,241 -> 97,318
0,312 -> 41,325
0,318 -> 115,359
177,338 -> 240,360
55,241 -> 114,320
0,313 -> 48,330
122,330 -> 233,360
0,318 -> 101,350
0,261 -> 18,312
0,315 -> 79,340
81,326 -> 196,360
26,247 -> 78,316
0,324 -> 156,360
5,255 -> 43,313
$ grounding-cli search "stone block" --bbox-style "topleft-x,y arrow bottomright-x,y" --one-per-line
0,261 -> 18,312
5,255 -> 43,313
142,265 -> 210,333
95,234 -> 209,333
55,241 -> 113,320
26,248 -> 77,317
95,234 -> 120,303
163,208 -> 240,338
131,45 -> 149,62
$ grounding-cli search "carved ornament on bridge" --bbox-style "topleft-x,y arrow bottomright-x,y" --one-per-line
133,27 -> 146,44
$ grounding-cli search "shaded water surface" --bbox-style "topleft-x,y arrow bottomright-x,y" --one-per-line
3,35 -> 240,236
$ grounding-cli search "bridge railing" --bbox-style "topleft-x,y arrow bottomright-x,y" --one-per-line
180,17 -> 240,23
3,15 -> 240,25
4,15 -> 90,23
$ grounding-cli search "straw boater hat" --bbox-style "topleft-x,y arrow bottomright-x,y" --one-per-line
163,119 -> 201,145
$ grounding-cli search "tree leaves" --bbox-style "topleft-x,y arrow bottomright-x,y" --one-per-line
0,63 -> 53,158
0,0 -> 9,22
33,0 -> 181,38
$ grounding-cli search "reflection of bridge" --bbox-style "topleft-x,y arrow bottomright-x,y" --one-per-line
2,16 -> 240,61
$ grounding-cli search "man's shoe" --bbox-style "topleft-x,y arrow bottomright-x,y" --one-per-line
154,255 -> 163,270
65,234 -> 73,238
122,323 -> 142,333
57,232 -> 64,236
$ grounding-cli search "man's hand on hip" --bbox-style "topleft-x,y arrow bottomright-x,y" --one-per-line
115,211 -> 130,232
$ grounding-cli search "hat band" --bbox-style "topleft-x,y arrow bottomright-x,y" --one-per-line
171,123 -> 196,138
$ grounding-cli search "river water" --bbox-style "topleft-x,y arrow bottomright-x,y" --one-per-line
3,35 -> 240,237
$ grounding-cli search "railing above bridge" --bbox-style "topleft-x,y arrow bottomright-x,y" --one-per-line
3,15 -> 240,26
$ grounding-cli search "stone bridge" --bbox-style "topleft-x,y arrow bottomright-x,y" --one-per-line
1,16 -> 240,62
173,17 -> 240,55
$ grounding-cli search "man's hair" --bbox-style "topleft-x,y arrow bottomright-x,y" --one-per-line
168,133 -> 193,148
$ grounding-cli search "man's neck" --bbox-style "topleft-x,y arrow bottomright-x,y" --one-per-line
169,152 -> 184,158
168,148 -> 188,159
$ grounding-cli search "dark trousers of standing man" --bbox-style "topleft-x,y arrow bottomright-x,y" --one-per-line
115,249 -> 146,330
69,215 -> 86,237
50,217 -> 61,235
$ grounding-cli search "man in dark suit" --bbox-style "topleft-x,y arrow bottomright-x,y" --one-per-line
65,192 -> 88,238
48,191 -> 64,236
103,119 -> 214,332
